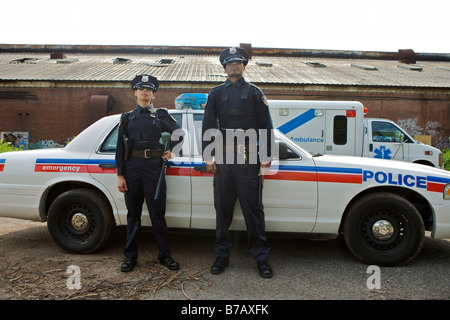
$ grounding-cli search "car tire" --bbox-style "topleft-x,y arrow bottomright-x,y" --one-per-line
47,188 -> 115,253
343,192 -> 424,266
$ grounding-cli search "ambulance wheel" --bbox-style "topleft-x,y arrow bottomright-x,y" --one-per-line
343,192 -> 424,266
47,188 -> 115,253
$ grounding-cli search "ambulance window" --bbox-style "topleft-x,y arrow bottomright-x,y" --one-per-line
333,116 -> 347,145
372,121 -> 407,143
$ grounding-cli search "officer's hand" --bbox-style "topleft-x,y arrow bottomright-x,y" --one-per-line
117,175 -> 128,193
259,162 -> 271,177
206,162 -> 217,173
162,151 -> 174,160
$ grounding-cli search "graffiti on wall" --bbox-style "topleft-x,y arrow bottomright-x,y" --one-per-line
397,118 -> 448,149
29,140 -> 65,149
1,132 -> 29,150
0,132 -> 68,150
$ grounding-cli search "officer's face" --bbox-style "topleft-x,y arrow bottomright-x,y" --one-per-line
134,87 -> 155,104
225,61 -> 245,78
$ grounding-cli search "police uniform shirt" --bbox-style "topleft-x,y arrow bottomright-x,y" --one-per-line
202,77 -> 274,162
115,105 -> 180,176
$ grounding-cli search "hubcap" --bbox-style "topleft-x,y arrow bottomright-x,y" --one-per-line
71,213 -> 89,231
372,220 -> 394,240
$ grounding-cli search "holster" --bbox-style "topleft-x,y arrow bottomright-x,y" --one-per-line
123,135 -> 132,161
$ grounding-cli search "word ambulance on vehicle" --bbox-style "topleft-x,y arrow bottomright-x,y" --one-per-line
269,100 -> 443,168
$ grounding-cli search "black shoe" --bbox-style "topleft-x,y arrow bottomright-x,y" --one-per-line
121,258 -> 137,272
159,256 -> 180,270
211,257 -> 229,274
257,260 -> 273,278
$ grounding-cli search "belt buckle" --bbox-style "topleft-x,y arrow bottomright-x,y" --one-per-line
144,149 -> 151,159
237,145 -> 247,163
237,145 -> 246,154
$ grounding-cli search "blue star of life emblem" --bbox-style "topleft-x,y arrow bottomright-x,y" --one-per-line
374,146 -> 392,159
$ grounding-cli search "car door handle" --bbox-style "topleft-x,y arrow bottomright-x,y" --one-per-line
369,144 -> 373,152
99,163 -> 116,169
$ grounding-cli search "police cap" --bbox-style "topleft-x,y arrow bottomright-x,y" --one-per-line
219,47 -> 249,67
131,74 -> 159,92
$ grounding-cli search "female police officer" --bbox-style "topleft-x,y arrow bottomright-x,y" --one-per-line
116,74 -> 180,272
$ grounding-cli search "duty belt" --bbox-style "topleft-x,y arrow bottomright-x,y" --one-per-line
223,145 -> 259,166
131,149 -> 163,159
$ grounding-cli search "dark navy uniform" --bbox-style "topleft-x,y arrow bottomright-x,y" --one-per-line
202,48 -> 274,277
116,74 -> 180,271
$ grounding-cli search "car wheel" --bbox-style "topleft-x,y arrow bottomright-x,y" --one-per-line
343,192 -> 424,266
47,188 -> 115,253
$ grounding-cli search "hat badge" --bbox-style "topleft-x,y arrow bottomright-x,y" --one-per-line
229,47 -> 237,54
141,75 -> 149,82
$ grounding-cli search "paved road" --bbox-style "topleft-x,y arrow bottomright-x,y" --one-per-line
0,217 -> 449,304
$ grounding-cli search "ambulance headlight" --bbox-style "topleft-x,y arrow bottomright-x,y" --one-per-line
444,184 -> 450,200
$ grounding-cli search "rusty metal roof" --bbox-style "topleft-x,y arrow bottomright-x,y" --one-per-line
1,48 -> 450,88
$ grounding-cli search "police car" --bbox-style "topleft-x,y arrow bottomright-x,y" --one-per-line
0,109 -> 449,266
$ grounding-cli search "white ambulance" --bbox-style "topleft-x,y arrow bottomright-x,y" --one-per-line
269,100 -> 443,168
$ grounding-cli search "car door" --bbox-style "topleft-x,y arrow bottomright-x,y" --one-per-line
263,136 -> 318,232
87,112 -> 192,228
368,120 -> 410,162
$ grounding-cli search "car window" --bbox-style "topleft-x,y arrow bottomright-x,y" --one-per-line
100,124 -> 119,153
280,139 -> 301,159
99,113 -> 183,153
171,113 -> 182,127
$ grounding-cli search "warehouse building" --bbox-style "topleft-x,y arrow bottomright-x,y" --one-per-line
0,44 -> 449,149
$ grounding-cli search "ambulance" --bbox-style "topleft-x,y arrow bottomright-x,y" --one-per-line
269,100 -> 443,168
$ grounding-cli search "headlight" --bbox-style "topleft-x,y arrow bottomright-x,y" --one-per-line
444,184 -> 450,200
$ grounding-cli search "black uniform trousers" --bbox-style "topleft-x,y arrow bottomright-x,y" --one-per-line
213,161 -> 270,262
123,156 -> 171,261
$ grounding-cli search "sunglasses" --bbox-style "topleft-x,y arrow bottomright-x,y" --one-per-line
136,86 -> 155,92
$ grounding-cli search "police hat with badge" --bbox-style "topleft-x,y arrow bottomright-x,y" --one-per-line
219,47 -> 249,67
131,74 -> 159,92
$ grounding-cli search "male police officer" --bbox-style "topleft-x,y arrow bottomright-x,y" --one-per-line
116,74 -> 180,272
202,47 -> 275,278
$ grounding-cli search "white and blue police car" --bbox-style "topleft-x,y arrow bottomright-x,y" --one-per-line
0,110 -> 449,266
